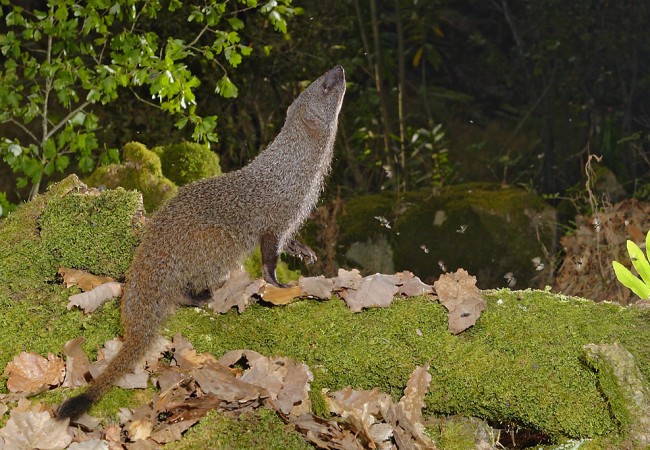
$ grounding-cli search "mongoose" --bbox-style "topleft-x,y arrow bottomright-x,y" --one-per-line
57,65 -> 346,420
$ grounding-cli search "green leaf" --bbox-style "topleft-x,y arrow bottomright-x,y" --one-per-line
215,75 -> 238,98
627,240 -> 650,286
613,261 -> 650,299
54,154 -> 70,172
228,17 -> 244,30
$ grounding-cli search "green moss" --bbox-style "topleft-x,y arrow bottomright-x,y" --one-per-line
427,416 -> 489,449
166,408 -> 312,450
86,142 -> 177,212
163,290 -> 650,440
0,291 -> 121,390
0,175 -> 143,294
159,141 -> 221,186
39,188 -> 143,278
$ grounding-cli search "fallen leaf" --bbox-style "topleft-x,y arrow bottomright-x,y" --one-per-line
192,361 -> 266,404
67,281 -> 123,313
150,419 -> 199,444
434,269 -> 487,334
0,409 -> 72,449
384,364 -> 435,449
332,268 -> 363,290
88,337 -> 169,390
219,350 -> 313,416
208,268 -> 260,313
261,284 -> 303,305
397,271 -> 434,297
327,387 -> 393,447
68,439 -> 109,450
62,336 -> 91,388
124,403 -> 154,441
59,267 -> 115,291
4,352 -> 65,394
291,414 -> 366,450
325,365 -> 436,450
299,275 -> 335,299
339,273 -> 400,313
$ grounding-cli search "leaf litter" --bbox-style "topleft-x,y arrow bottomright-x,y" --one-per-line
0,333 -> 439,449
0,267 -> 491,448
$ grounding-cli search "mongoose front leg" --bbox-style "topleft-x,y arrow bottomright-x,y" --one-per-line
261,232 -> 287,287
285,239 -> 317,265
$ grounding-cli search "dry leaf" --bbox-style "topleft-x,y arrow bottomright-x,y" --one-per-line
332,268 -> 363,290
67,281 -> 123,313
4,352 -> 65,394
124,403 -> 154,441
208,268 -> 260,313
150,420 -> 199,444
325,365 -> 436,450
219,350 -> 313,416
397,271 -> 434,297
434,269 -> 487,334
261,284 -> 303,305
193,362 -> 266,404
340,273 -> 400,313
385,364 -> 435,449
0,409 -> 72,449
59,267 -> 115,291
291,414 -> 366,450
327,387 -> 394,447
62,336 -> 91,388
299,275 -> 335,299
68,439 -> 109,450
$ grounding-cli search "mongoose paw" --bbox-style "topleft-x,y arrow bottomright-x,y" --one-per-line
285,239 -> 318,265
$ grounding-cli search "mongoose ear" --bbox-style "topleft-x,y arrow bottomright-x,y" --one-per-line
301,108 -> 323,131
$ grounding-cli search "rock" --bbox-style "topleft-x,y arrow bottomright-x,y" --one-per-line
583,342 -> 650,448
337,183 -> 556,288
0,175 -> 144,295
85,141 -> 177,212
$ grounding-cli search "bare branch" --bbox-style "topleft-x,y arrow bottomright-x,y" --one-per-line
4,118 -> 39,144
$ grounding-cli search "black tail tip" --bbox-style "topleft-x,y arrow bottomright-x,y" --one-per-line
56,393 -> 94,421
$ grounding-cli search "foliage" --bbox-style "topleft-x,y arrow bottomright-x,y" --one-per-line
0,192 -> 16,218
612,230 -> 650,299
0,0 -> 299,200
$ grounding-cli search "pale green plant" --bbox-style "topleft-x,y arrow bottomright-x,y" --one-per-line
612,230 -> 650,299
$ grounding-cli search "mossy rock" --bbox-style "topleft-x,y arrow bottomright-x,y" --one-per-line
0,174 -> 144,294
167,289 -> 650,442
85,141 -> 177,212
157,141 -> 221,186
338,183 -> 556,288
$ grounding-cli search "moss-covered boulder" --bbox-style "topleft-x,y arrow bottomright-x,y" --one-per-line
0,174 -> 144,296
337,183 -> 556,288
155,141 -> 221,186
85,142 -> 177,212
1,176 -> 650,447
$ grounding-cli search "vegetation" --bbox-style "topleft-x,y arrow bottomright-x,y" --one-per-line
0,0 -> 298,202
613,230 -> 650,299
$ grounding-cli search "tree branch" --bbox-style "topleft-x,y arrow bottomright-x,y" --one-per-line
44,100 -> 92,142
5,118 -> 39,144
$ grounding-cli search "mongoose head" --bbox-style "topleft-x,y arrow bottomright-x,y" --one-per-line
287,65 -> 346,136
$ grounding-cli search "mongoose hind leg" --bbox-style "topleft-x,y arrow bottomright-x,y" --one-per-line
260,232 -> 287,287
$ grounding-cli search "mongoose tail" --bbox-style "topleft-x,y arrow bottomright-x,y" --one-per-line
57,285 -> 162,420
